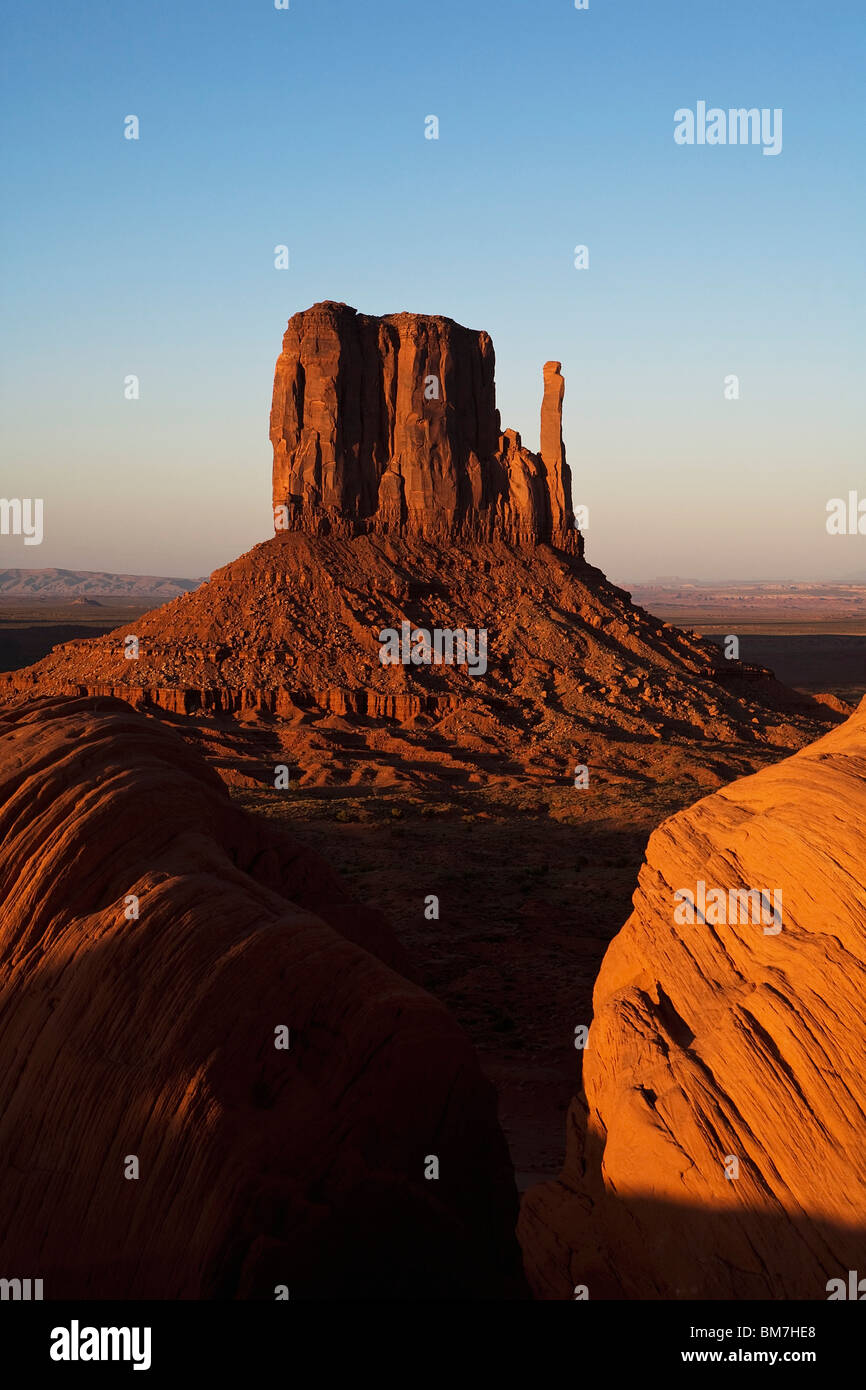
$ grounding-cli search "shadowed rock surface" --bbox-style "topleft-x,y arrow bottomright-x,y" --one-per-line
520,699 -> 866,1298
0,696 -> 525,1299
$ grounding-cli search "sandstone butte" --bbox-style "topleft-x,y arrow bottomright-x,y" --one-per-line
0,696 -> 526,1299
520,696 -> 866,1299
270,302 -> 577,548
0,302 -> 845,796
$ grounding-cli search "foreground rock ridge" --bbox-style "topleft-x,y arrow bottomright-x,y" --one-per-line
270,301 -> 578,548
0,696 -> 525,1299
521,698 -> 866,1299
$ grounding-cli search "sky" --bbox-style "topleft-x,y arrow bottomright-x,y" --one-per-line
1,0 -> 864,584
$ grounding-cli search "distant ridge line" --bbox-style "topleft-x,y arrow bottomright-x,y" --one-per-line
0,569 -> 202,598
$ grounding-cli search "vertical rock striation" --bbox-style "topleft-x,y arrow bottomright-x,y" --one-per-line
270,301 -> 579,550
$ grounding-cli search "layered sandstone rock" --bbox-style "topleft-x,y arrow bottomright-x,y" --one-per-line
520,700 -> 866,1299
0,696 -> 525,1298
270,301 -> 578,548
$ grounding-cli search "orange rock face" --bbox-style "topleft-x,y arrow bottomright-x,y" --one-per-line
0,696 -> 525,1298
270,301 -> 578,548
520,698 -> 866,1299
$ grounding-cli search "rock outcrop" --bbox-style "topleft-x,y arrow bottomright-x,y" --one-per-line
270,301 -> 578,548
540,360 -> 568,524
520,699 -> 866,1299
0,300 -> 844,796
0,696 -> 525,1298
0,532 -> 842,794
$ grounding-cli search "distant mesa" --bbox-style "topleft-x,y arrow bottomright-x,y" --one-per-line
0,569 -> 201,599
270,301 -> 579,550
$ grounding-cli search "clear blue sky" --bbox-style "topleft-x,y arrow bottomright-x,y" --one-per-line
1,0 -> 864,581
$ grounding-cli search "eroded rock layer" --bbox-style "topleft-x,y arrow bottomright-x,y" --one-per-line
270,301 -> 577,547
520,700 -> 866,1299
0,696 -> 525,1299
0,534 -> 843,795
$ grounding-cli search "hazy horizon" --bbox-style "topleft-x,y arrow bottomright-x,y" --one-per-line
2,0 -> 864,584
4,563 -> 866,591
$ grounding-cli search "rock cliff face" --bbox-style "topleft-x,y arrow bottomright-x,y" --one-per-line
270,301 -> 578,548
520,699 -> 866,1299
0,696 -> 525,1299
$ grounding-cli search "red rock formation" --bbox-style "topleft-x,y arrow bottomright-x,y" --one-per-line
520,699 -> 866,1299
0,696 -> 525,1298
0,532 -> 842,795
0,302 -> 844,797
540,360 -> 569,535
270,301 -> 578,548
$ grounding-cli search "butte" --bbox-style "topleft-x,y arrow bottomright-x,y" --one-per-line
0,301 -> 843,796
